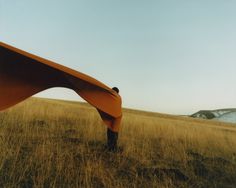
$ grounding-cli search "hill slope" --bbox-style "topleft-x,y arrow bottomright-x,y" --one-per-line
215,111 -> 236,123
191,108 -> 236,124
0,98 -> 236,188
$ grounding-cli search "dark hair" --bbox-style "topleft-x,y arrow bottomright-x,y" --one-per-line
112,87 -> 119,93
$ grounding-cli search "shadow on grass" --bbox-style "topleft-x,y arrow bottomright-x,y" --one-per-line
187,150 -> 236,187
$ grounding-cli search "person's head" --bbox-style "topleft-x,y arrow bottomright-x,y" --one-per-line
112,87 -> 119,94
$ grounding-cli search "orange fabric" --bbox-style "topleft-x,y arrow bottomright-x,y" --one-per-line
0,42 -> 122,132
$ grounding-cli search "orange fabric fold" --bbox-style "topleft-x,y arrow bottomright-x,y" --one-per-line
0,42 -> 122,132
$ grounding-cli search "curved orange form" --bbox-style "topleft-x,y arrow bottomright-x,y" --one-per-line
0,42 -> 122,132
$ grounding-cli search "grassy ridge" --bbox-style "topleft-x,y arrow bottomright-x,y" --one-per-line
0,98 -> 236,187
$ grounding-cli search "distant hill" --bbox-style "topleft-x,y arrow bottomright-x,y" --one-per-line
190,108 -> 236,124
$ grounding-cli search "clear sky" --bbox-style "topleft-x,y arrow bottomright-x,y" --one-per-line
1,0 -> 236,115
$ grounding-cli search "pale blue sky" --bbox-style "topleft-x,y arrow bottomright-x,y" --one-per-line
1,0 -> 236,114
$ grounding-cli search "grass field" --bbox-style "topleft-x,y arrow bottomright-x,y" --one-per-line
0,97 -> 236,188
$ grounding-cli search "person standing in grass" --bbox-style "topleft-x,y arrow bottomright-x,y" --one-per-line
106,87 -> 121,151
98,87 -> 122,151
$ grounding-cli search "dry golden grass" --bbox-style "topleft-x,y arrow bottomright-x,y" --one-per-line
0,97 -> 236,188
